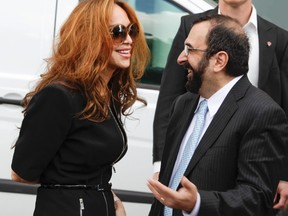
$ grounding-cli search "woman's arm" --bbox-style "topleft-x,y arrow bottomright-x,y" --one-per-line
11,170 -> 39,184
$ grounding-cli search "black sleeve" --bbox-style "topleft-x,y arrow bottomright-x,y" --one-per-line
11,85 -> 73,181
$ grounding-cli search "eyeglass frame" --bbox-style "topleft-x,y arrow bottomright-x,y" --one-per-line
184,44 -> 207,56
109,23 -> 139,43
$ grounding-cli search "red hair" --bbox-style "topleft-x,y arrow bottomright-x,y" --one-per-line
23,0 -> 150,122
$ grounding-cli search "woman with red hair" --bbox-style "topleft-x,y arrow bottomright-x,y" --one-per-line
11,0 -> 150,215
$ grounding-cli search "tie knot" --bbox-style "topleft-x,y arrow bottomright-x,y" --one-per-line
197,100 -> 208,115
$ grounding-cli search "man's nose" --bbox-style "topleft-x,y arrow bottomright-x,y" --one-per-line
177,50 -> 188,65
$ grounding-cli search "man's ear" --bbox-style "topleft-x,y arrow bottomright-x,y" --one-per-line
213,51 -> 228,72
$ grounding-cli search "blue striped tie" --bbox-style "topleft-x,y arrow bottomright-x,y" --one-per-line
164,100 -> 208,216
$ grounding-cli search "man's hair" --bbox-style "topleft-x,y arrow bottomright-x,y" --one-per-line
194,15 -> 250,76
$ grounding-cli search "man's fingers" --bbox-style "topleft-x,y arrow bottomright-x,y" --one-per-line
181,176 -> 194,189
147,179 -> 163,200
147,179 -> 177,206
274,197 -> 285,209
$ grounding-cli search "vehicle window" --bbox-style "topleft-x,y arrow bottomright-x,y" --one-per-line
126,0 -> 189,86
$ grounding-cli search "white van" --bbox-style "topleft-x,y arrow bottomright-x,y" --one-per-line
0,0 -> 214,215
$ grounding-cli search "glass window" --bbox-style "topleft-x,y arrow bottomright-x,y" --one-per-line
126,0 -> 188,86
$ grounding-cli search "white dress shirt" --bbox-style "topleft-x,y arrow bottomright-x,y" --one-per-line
243,5 -> 259,87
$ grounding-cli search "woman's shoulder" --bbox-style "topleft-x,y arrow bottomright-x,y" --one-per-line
40,83 -> 72,95
38,83 -> 82,100
30,83 -> 84,111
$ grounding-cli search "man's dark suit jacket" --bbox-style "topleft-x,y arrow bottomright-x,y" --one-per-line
153,7 -> 288,163
149,76 -> 288,216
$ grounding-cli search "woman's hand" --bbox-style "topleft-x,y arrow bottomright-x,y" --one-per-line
113,192 -> 126,216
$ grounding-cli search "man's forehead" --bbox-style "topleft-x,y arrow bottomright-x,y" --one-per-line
191,20 -> 211,34
186,21 -> 211,45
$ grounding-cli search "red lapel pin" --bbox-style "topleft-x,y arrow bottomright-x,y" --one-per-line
267,41 -> 272,47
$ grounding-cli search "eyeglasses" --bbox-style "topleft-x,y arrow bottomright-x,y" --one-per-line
184,44 -> 207,56
110,23 -> 139,43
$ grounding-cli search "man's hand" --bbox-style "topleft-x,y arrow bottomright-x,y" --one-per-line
153,172 -> 160,181
147,176 -> 198,212
274,181 -> 288,209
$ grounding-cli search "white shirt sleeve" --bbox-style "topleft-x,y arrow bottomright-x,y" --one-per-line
153,161 -> 161,173
182,192 -> 201,216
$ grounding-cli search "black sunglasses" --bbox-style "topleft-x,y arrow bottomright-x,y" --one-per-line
110,23 -> 139,43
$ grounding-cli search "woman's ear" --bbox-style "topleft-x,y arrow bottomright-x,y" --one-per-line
213,51 -> 228,72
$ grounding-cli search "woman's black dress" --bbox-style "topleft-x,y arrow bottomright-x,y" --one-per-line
12,84 -> 127,216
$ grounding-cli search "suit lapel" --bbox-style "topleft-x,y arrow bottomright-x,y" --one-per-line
185,76 -> 250,175
161,94 -> 199,186
257,16 -> 276,89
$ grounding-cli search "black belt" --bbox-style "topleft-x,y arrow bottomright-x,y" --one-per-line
41,183 -> 112,191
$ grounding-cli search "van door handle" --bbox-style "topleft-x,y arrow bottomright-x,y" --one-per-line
0,97 -> 22,106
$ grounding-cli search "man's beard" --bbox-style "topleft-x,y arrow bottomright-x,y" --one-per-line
185,56 -> 209,94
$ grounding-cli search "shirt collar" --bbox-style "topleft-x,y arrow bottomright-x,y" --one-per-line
198,75 -> 243,117
218,5 -> 258,30
243,5 -> 258,30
